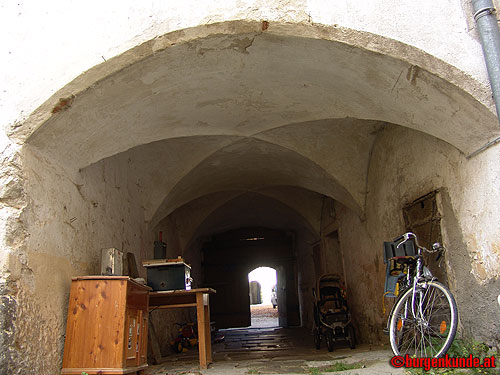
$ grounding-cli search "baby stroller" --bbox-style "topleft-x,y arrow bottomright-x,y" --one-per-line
312,274 -> 356,351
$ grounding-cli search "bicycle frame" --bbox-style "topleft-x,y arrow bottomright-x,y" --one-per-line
386,234 -> 437,331
411,250 -> 424,318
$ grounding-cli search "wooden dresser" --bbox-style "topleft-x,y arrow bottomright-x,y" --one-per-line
61,276 -> 150,375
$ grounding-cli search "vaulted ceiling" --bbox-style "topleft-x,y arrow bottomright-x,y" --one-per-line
25,24 -> 499,226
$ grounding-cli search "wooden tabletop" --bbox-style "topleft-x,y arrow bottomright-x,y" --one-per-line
149,288 -> 216,296
70,275 -> 151,290
72,275 -> 133,280
148,288 -> 216,309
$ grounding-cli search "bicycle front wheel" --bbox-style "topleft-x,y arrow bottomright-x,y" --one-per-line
389,281 -> 457,358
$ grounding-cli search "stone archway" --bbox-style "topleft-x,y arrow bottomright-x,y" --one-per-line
3,18 -> 500,375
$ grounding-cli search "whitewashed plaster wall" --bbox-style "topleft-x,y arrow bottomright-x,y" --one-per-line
1,1 -> 500,373
339,124 -> 500,345
0,0 -> 492,132
0,146 -> 152,375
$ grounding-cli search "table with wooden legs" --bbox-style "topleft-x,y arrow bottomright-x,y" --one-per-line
148,288 -> 216,369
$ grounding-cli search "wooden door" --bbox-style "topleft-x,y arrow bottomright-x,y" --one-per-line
204,264 -> 250,328
403,191 -> 448,285
277,266 -> 287,327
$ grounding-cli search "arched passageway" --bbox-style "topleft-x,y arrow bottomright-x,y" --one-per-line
163,191 -> 320,330
4,20 -> 500,375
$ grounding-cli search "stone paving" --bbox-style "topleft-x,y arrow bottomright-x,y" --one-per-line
249,304 -> 279,328
144,325 -> 403,375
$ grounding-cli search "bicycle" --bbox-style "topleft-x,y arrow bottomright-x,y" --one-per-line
384,232 -> 458,358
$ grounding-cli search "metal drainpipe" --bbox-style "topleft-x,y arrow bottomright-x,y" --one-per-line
468,0 -> 500,158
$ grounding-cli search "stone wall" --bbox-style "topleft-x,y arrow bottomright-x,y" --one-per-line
337,124 -> 500,345
0,146 -> 152,374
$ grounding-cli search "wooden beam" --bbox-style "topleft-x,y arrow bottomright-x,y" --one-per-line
196,293 -> 208,369
149,303 -> 196,310
147,320 -> 162,365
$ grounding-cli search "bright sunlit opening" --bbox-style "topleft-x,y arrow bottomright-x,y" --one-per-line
248,266 -> 277,305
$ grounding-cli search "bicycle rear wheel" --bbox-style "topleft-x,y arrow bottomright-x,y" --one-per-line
389,281 -> 457,358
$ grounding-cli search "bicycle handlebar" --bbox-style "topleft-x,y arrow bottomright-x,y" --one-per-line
394,232 -> 442,254
393,234 -> 406,244
394,232 -> 418,248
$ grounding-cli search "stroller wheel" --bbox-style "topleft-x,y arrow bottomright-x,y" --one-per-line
346,325 -> 356,349
326,329 -> 334,352
313,328 -> 321,349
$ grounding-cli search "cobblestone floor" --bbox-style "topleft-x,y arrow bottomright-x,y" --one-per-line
145,323 -> 401,375
250,304 -> 279,328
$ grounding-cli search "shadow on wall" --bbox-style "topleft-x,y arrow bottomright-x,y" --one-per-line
440,189 -> 500,346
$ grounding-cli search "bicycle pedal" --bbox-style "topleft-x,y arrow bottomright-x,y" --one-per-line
383,328 -> 389,335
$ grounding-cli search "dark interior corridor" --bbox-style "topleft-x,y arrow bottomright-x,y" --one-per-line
200,227 -> 300,329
